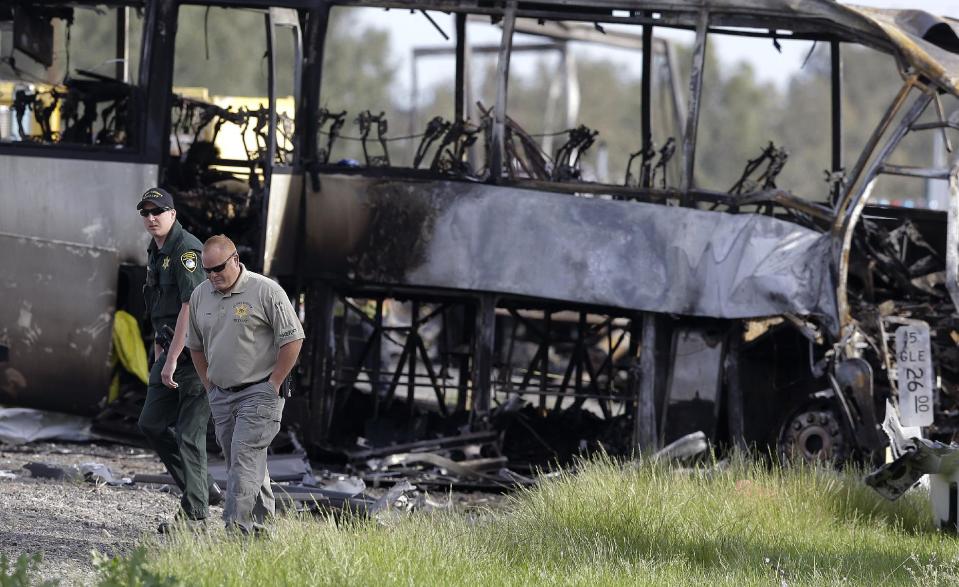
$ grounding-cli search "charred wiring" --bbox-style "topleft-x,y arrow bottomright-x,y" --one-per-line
552,125 -> 599,182
729,141 -> 790,196
625,137 -> 676,189
162,95 -> 288,260
10,71 -> 133,147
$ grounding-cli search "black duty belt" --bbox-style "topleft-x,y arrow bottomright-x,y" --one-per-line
220,376 -> 270,393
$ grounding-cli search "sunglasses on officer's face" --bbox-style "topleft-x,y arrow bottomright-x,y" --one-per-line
139,207 -> 171,217
203,252 -> 238,274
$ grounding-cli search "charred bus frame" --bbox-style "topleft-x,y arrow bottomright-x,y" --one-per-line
1,1 -> 958,465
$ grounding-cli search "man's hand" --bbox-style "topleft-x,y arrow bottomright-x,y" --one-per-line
161,303 -> 191,390
269,339 -> 303,397
161,355 -> 179,389
269,377 -> 283,396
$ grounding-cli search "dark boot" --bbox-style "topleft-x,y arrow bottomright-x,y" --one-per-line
208,480 -> 224,507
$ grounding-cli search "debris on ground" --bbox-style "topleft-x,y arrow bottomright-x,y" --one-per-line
0,408 -> 92,445
865,400 -> 959,531
0,442 -> 177,586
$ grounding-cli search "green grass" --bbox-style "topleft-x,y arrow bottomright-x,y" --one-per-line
125,456 -> 959,586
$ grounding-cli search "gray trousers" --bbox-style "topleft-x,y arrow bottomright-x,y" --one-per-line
208,381 -> 284,533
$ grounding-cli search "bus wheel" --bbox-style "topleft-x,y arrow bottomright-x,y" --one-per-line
780,408 -> 847,463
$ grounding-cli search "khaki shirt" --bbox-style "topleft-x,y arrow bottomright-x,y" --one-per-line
187,265 -> 304,389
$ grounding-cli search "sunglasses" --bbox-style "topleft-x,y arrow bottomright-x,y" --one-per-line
139,207 -> 171,217
203,252 -> 237,274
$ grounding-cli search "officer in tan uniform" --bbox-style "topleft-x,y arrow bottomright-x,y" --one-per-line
187,235 -> 304,535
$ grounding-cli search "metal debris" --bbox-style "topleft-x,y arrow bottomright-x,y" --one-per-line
23,461 -> 132,486
0,408 -> 92,446
866,400 -> 959,531
653,431 -> 709,463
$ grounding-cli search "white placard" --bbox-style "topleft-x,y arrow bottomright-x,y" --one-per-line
895,323 -> 935,427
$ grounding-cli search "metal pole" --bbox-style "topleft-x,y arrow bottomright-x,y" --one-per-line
454,13 -> 467,122
575,311 -> 586,396
540,310 -> 550,410
641,21 -> 653,185
945,161 -> 959,311
830,41 -> 844,205
280,12 -> 304,162
408,301 -> 420,419
306,283 -> 335,446
635,313 -> 658,453
725,325 -> 745,451
471,294 -> 496,421
490,3 -> 517,183
331,297 -> 348,430
830,42 -> 843,180
115,7 -> 129,82
457,304 -> 473,413
141,0 -> 179,162
258,12 -> 278,273
302,5 -> 331,166
627,314 -> 641,450
266,12 -> 278,161
372,298 -> 384,418
680,10 -> 709,201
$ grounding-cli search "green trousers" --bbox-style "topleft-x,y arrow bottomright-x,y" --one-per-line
138,352 -> 212,520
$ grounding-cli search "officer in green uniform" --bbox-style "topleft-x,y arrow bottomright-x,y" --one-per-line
136,187 -> 219,531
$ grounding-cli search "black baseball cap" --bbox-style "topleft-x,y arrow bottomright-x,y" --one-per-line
136,188 -> 175,211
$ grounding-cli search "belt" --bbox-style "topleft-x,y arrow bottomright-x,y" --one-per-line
220,376 -> 270,393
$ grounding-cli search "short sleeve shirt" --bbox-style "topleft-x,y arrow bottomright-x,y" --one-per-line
187,266 -> 305,388
144,221 -> 205,334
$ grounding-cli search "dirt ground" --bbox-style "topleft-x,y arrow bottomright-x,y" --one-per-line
0,441 -> 191,586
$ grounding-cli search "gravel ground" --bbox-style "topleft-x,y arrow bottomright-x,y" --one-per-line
0,442 -> 191,586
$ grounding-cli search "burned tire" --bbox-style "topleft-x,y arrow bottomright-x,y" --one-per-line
779,409 -> 847,463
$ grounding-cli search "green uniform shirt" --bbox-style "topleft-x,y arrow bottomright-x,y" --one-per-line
144,220 -> 205,334
187,265 -> 305,389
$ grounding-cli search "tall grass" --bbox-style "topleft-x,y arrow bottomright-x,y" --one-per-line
135,456 -> 959,586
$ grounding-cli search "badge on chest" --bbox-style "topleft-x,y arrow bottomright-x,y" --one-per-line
233,302 -> 253,323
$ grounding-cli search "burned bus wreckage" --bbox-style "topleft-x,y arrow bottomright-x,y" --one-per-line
1,0 -> 959,478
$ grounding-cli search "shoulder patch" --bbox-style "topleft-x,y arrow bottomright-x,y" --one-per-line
180,251 -> 198,273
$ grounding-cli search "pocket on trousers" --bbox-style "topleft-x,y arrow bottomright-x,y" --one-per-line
249,400 -> 282,448
255,403 -> 282,423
